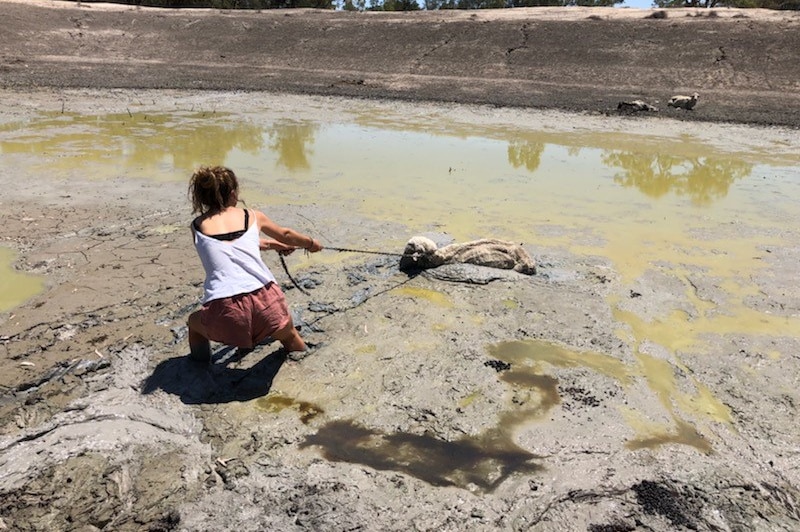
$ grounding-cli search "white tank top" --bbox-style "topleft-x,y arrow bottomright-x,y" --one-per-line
193,212 -> 276,303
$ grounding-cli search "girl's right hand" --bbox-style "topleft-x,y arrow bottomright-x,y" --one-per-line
306,239 -> 323,253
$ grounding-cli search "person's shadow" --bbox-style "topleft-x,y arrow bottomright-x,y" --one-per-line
141,343 -> 286,405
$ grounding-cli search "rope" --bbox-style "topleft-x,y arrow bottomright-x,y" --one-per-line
324,246 -> 409,257
277,245 -> 419,297
279,253 -> 310,296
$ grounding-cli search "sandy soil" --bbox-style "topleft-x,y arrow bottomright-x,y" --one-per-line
1,2 -> 800,532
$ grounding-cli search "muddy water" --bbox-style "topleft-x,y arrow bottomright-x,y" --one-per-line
2,97 -> 799,453
0,247 -> 43,313
487,338 -> 716,453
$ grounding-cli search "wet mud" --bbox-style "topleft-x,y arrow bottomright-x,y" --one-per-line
2,131 -> 799,529
1,3 -> 800,530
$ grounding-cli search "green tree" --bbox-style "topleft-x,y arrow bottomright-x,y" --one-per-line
68,0 -> 335,8
425,0 -> 458,7
512,0 -> 622,5
64,0 -> 800,7
653,0 -> 718,7
382,0 -> 422,9
456,0 -> 508,8
654,0 -> 798,8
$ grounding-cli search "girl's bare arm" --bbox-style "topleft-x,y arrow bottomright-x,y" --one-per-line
255,210 -> 322,252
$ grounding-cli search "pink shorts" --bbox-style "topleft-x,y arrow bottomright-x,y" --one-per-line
199,283 -> 291,349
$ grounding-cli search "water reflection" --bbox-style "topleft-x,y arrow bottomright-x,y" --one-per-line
0,111 -> 264,176
507,139 -> 544,172
603,151 -> 751,205
267,120 -> 318,171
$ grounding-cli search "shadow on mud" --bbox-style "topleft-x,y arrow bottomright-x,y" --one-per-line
300,419 -> 543,493
140,347 -> 285,405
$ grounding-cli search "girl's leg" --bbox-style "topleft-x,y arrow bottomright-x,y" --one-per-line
270,320 -> 307,353
187,311 -> 212,362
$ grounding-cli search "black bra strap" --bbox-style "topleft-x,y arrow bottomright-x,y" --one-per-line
194,209 -> 250,241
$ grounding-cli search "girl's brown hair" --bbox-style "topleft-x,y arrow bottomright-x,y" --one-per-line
188,166 -> 239,214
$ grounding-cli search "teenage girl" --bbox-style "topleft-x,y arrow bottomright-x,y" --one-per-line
186,166 -> 322,362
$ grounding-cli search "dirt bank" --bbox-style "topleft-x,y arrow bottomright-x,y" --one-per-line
2,1 -> 800,127
1,3 -> 800,532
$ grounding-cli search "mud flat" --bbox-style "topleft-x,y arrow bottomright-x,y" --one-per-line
1,2 -> 800,531
0,87 -> 798,531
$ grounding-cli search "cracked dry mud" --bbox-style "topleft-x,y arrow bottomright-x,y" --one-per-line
1,2 -> 800,532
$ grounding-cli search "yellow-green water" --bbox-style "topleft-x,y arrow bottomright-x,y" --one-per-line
487,338 -> 722,453
0,247 -> 43,314
3,104 -> 798,313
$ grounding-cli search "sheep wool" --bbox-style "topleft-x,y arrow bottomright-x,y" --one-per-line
668,92 -> 699,110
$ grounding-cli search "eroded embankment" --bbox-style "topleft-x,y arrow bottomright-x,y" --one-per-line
1,2 -> 800,126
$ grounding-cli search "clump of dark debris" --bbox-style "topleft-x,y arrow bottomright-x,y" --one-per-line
632,480 -> 700,529
484,359 -> 511,372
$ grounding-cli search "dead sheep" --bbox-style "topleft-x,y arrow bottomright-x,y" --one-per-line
399,236 -> 536,275
617,100 -> 658,113
668,92 -> 699,110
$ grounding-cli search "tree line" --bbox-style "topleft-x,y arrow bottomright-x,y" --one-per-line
67,0 -> 800,10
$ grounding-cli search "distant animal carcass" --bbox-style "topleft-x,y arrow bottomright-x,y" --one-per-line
617,100 -> 658,113
668,92 -> 699,110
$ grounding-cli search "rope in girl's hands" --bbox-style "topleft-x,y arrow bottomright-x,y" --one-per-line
259,239 -> 300,256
